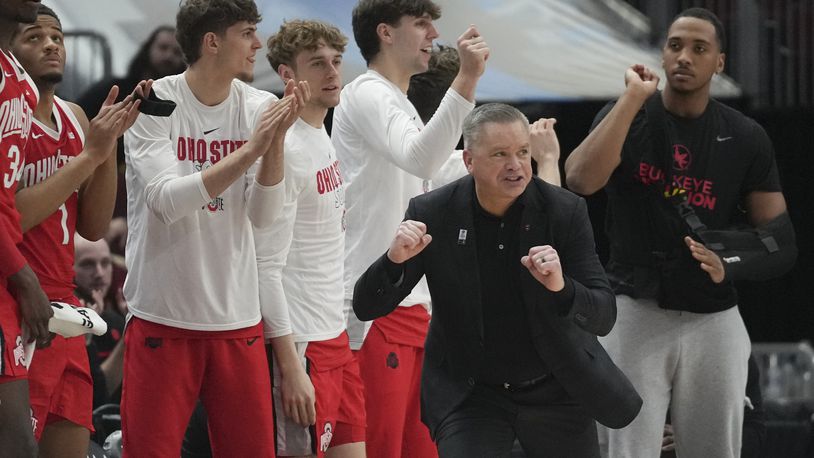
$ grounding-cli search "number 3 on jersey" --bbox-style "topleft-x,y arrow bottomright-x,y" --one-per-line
3,144 -> 21,188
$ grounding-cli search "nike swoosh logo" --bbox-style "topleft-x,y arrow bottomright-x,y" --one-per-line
203,128 -> 219,135
31,133 -> 43,139
3,71 -> 12,78
247,337 -> 259,346
716,135 -> 733,142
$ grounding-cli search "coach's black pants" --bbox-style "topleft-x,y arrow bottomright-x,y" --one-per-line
435,377 -> 599,458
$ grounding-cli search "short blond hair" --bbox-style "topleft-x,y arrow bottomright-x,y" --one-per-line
266,20 -> 348,73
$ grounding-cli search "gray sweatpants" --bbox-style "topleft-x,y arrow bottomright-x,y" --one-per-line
597,295 -> 750,458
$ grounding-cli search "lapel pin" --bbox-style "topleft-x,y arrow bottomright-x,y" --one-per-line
457,229 -> 468,245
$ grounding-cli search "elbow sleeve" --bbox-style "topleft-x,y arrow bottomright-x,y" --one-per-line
247,179 -> 285,228
144,173 -> 210,225
699,212 -> 797,282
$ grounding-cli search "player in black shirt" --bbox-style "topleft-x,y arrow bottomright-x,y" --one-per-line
565,7 -> 795,458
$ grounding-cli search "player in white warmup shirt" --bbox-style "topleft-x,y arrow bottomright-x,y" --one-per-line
258,19 -> 367,458
332,0 -> 489,456
121,1 -> 307,456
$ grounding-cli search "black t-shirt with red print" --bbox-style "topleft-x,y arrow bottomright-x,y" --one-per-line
590,94 -> 781,312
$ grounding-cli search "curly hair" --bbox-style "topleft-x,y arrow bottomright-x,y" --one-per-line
352,0 -> 440,65
266,20 -> 348,73
175,0 -> 261,65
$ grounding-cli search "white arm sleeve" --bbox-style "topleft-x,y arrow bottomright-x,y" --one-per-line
359,86 -> 474,179
245,165 -> 285,228
125,113 -> 210,225
254,166 -> 302,339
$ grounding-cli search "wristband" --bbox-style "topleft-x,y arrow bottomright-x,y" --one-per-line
136,88 -> 176,117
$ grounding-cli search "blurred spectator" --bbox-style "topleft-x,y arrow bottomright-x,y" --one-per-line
77,26 -> 185,218
74,235 -> 125,359
74,236 -> 126,405
75,284 -> 108,409
105,216 -> 127,256
78,26 -> 184,119
407,44 -> 460,125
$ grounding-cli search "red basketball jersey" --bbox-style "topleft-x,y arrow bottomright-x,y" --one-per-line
18,97 -> 85,299
0,49 -> 38,280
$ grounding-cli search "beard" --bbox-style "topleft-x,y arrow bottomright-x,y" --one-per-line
40,71 -> 62,85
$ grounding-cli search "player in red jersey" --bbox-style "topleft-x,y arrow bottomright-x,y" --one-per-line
11,5 -> 146,456
0,0 -> 52,455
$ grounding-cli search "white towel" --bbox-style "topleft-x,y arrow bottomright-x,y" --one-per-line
49,302 -> 108,338
20,303 -> 109,369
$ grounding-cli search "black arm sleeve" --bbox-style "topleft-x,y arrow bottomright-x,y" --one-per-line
698,212 -> 797,282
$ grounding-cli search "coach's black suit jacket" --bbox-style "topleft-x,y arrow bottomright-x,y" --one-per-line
353,175 -> 642,438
